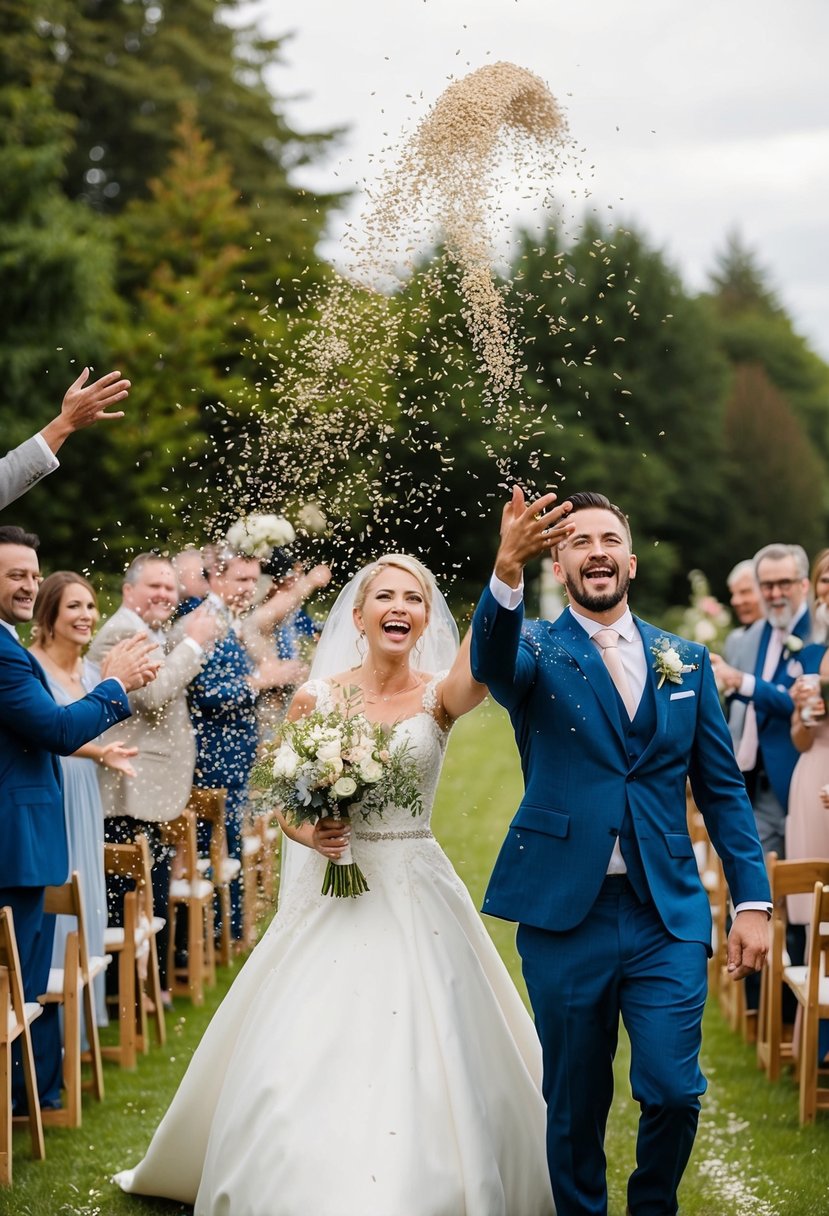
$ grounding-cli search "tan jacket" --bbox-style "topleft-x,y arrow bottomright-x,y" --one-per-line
88,606 -> 205,822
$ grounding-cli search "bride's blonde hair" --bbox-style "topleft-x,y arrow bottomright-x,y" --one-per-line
352,554 -> 434,616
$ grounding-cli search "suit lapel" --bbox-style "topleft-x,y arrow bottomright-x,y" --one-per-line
549,612 -> 627,745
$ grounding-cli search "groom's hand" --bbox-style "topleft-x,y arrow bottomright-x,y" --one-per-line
726,909 -> 769,980
494,487 -> 573,587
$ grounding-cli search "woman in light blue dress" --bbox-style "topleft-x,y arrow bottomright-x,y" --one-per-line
30,572 -> 137,1032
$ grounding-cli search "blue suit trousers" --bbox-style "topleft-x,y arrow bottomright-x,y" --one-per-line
517,878 -> 708,1216
0,886 -> 62,1110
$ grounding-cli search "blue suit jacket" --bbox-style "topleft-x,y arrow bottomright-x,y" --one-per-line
470,588 -> 770,948
187,622 -> 258,790
729,613 -> 814,808
0,627 -> 131,888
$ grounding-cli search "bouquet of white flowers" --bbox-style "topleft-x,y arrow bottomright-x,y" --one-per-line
225,513 -> 296,560
256,697 -> 422,897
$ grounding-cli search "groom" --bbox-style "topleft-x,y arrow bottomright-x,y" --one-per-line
471,489 -> 770,1216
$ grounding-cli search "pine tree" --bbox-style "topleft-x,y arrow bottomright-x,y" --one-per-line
0,0 -> 118,445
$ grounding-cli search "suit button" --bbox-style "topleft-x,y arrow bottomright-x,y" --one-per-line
609,828 -> 619,837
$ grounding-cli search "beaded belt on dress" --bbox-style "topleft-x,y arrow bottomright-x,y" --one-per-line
352,827 -> 434,842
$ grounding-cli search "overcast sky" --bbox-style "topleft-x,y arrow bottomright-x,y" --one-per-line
243,0 -> 829,358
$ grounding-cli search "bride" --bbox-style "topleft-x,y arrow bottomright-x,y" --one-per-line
115,554 -> 554,1216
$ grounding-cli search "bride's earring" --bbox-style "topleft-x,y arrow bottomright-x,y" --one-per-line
413,637 -> 424,664
356,632 -> 367,658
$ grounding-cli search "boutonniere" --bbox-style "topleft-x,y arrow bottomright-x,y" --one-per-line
783,635 -> 803,656
651,637 -> 699,689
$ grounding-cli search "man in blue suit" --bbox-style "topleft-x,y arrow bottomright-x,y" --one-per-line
178,549 -> 296,941
711,543 -> 812,858
0,525 -> 158,1111
471,490 -> 770,1216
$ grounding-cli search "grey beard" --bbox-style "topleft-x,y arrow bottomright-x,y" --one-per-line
565,569 -> 630,614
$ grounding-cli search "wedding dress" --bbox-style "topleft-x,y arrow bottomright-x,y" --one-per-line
115,677 -> 554,1216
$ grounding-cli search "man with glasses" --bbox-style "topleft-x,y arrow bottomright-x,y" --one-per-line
712,543 -> 813,859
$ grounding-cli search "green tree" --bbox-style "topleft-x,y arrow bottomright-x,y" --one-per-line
511,220 -> 731,609
52,0 -> 341,302
0,0 -> 118,437
98,108 -> 255,560
721,364 -> 824,559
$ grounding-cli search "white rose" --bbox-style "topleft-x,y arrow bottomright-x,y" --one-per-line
316,739 -> 342,763
272,746 -> 299,780
333,776 -> 358,799
357,758 -> 383,784
662,648 -> 684,675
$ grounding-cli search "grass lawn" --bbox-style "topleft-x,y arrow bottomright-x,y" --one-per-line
3,701 -> 827,1215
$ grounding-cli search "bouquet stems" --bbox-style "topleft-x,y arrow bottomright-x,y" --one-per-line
321,806 -> 370,899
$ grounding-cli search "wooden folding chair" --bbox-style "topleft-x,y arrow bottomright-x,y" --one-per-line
38,872 -> 109,1126
782,882 -> 829,1124
132,834 -> 166,1051
188,787 -> 240,966
103,839 -> 166,1064
0,908 -> 45,1185
165,810 -> 216,1005
756,855 -> 829,1081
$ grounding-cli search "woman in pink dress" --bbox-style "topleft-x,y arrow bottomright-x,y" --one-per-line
786,548 -> 829,924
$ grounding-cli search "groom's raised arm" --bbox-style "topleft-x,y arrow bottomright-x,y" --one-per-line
471,487 -> 572,708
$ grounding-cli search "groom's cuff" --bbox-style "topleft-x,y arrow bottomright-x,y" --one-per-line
734,901 -> 772,917
489,572 -> 524,610
738,673 -> 756,699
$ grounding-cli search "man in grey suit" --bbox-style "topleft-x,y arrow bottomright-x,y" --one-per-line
89,554 -> 220,996
0,367 -> 130,510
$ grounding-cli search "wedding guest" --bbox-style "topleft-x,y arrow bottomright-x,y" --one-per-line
172,547 -> 210,617
711,543 -> 814,1018
807,547 -> 829,644
784,549 -> 829,909
725,559 -> 763,637
29,573 -> 138,1030
0,368 -> 130,510
240,550 -> 331,734
89,554 -> 221,997
176,548 -> 296,942
711,543 -> 812,857
0,525 -> 157,1112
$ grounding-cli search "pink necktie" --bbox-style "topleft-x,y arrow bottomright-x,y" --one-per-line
594,628 -> 637,719
735,627 -> 785,771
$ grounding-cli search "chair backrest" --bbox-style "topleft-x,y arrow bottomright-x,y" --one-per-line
187,787 -> 228,878
161,810 -> 201,884
43,872 -> 95,980
768,855 -> 829,904
805,883 -> 829,1004
0,908 -> 27,1029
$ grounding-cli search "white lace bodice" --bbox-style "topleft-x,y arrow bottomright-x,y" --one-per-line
303,675 -> 449,837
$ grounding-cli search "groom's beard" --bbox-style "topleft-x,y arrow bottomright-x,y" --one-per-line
564,563 -> 631,614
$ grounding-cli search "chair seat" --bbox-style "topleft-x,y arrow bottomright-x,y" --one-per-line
42,966 -> 82,998
104,925 -> 149,950
8,1002 -> 43,1034
195,857 -> 242,883
170,877 -> 213,900
87,953 -> 112,982
783,965 -> 829,1006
